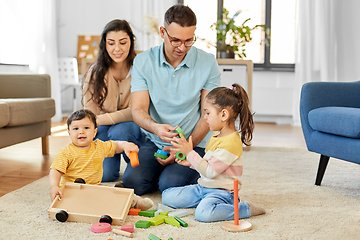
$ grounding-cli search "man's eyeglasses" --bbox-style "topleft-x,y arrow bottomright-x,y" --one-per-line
164,28 -> 196,47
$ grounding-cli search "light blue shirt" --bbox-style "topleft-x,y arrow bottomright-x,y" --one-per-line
131,43 -> 221,149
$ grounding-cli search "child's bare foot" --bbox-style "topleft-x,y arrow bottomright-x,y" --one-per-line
135,198 -> 154,211
247,202 -> 266,216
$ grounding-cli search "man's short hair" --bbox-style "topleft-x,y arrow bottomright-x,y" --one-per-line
164,4 -> 197,27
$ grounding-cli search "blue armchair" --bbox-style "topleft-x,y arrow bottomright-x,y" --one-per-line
300,81 -> 360,185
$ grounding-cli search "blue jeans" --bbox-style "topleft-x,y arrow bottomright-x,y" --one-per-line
95,121 -> 144,182
162,184 -> 251,223
122,140 -> 204,195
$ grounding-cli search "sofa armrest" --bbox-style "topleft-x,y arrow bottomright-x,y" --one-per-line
0,74 -> 51,98
300,81 -> 360,143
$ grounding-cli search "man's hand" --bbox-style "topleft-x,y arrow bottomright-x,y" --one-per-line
155,124 -> 179,143
154,145 -> 176,166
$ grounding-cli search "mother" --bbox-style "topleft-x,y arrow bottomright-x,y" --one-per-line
82,19 -> 144,182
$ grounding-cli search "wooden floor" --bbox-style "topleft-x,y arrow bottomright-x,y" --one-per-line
0,122 -> 306,197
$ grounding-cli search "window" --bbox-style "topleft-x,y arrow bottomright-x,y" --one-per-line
180,0 -> 296,71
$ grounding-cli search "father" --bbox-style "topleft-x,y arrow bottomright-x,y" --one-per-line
122,4 -> 221,195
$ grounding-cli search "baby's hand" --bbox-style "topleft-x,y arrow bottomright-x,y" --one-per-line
50,186 -> 63,201
123,142 -> 139,157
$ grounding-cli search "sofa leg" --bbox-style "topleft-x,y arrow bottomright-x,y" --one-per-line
42,136 -> 49,155
315,155 -> 330,186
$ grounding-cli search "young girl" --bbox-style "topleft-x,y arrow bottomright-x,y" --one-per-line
162,83 -> 265,222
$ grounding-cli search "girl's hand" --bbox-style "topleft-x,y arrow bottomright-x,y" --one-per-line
171,135 -> 193,156
175,158 -> 191,166
50,186 -> 63,201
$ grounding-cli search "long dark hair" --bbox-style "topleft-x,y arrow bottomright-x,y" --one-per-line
82,19 -> 136,110
206,83 -> 254,146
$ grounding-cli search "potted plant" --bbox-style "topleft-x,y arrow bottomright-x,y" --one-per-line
209,8 -> 270,59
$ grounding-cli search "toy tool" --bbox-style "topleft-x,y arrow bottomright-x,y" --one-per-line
112,228 -> 134,238
175,126 -> 186,138
175,152 -> 186,161
221,179 -> 252,232
154,149 -> 169,159
129,151 -> 139,167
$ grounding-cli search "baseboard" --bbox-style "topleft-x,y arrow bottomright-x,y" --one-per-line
253,114 -> 293,125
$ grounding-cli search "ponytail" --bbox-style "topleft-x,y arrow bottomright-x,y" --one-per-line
231,84 -> 254,146
206,84 -> 254,146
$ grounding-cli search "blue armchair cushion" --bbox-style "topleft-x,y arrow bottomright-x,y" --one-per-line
308,107 -> 360,138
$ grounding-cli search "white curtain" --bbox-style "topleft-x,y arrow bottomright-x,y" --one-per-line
292,0 -> 360,126
0,0 -> 62,122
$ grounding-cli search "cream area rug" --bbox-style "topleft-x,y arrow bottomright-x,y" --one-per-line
0,147 -> 359,240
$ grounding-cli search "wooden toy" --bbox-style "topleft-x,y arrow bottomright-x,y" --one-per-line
91,222 -> 112,233
121,225 -> 134,233
139,210 -> 157,217
156,203 -> 175,212
154,149 -> 169,160
168,210 -> 188,218
74,178 -> 86,184
174,216 -> 188,227
154,210 -> 163,216
48,182 -> 133,225
112,228 -> 134,238
148,215 -> 167,226
221,179 -> 252,232
159,211 -> 169,216
129,151 -> 139,168
164,216 -> 180,227
175,151 -> 186,161
148,233 -> 161,240
175,126 -> 186,138
135,220 -> 151,228
128,208 -> 141,215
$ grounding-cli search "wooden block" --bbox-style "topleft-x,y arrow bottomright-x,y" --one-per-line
164,216 -> 180,227
135,220 -> 151,229
112,228 -> 134,238
156,203 -> 175,212
148,233 -> 161,240
121,225 -> 134,233
129,151 -> 139,168
159,211 -> 169,216
168,210 -> 187,218
148,215 -> 166,226
128,208 -> 141,215
139,210 -> 157,217
174,216 -> 188,227
154,210 -> 163,216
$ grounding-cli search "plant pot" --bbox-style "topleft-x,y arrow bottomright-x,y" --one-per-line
217,51 -> 235,59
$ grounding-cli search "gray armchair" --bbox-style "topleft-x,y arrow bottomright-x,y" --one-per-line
0,74 -> 56,154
